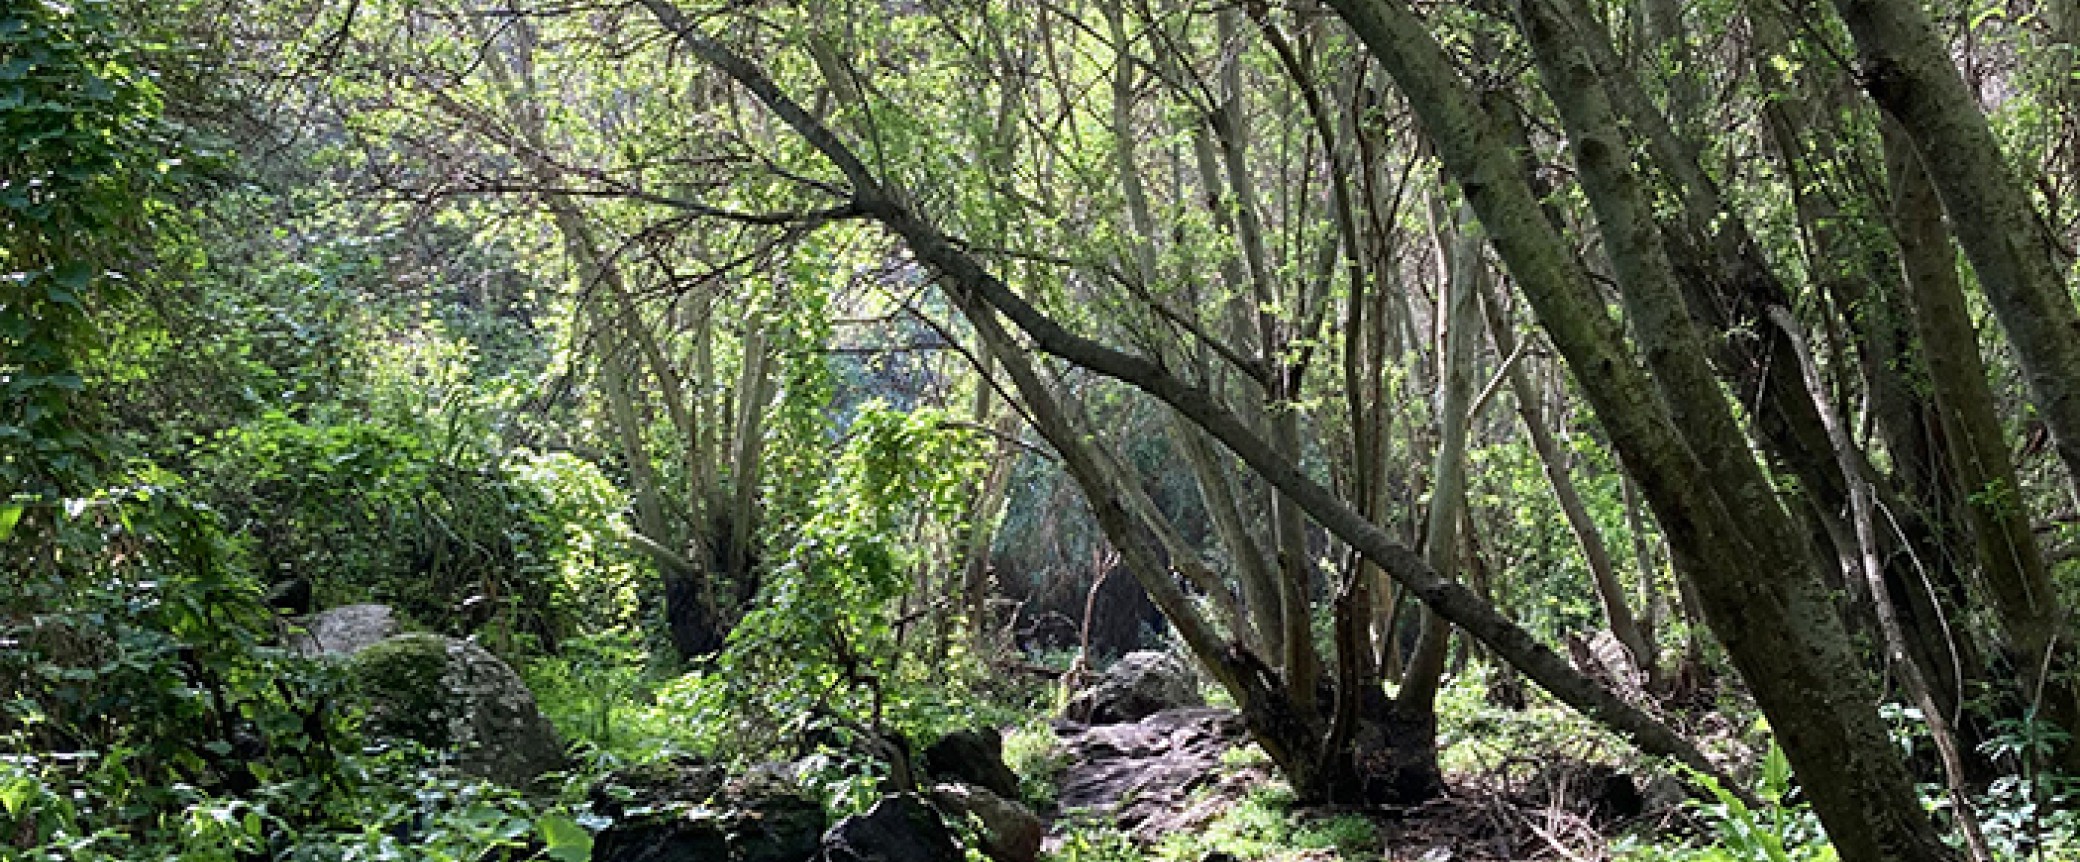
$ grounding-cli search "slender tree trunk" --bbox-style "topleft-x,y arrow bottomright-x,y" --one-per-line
1773,307 -> 1997,862
1399,198 -> 1480,720
1478,274 -> 1654,683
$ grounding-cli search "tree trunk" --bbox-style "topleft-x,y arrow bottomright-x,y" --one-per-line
1477,272 -> 1654,683
1833,0 -> 2080,770
1832,0 -> 2080,513
1321,0 -> 1958,856
1882,115 -> 2072,774
1399,197 -> 1480,720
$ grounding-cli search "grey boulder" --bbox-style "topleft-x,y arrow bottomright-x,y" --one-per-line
926,782 -> 1042,862
345,632 -> 566,786
1064,650 -> 1203,725
289,603 -> 397,657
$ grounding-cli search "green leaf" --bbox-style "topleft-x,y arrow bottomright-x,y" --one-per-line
52,262 -> 94,290
536,813 -> 593,861
1,776 -> 35,816
1761,740 -> 1792,803
0,503 -> 21,541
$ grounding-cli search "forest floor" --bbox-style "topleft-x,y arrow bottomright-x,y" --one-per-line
1030,686 -> 1711,862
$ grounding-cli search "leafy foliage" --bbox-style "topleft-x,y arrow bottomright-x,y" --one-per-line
0,0 -> 182,498
657,403 -> 999,759
192,410 -> 570,649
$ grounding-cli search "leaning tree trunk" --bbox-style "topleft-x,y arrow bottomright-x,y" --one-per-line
1476,272 -> 1655,684
1830,0 -> 2080,512
1322,0 -> 1958,857
636,0 -> 1747,812
1882,115 -> 2068,771
1831,0 -> 2080,772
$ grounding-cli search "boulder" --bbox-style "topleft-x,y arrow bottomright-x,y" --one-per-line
926,783 -> 1042,862
589,761 -> 825,862
290,603 -> 397,657
345,633 -> 565,785
819,793 -> 963,862
1054,707 -> 1248,841
921,728 -> 1020,800
1064,650 -> 1202,725
1566,629 -> 1647,703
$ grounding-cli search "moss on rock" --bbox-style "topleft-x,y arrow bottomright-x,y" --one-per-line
347,632 -> 455,745
344,632 -> 567,785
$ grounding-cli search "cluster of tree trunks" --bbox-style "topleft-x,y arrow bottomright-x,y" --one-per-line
623,1 -> 2080,860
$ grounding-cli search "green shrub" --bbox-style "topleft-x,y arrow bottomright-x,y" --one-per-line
1003,718 -> 1071,807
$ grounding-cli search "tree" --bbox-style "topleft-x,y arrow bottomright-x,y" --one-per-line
635,0 -> 1738,809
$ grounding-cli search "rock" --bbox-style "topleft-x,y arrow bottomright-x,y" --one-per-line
1566,630 -> 1646,703
290,603 -> 398,657
921,728 -> 1021,800
819,793 -> 963,862
346,633 -> 565,785
589,761 -> 825,862
1054,707 -> 1247,841
1064,650 -> 1202,725
926,783 -> 1041,862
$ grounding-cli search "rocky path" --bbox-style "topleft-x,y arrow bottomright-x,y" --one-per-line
1050,707 -> 1265,842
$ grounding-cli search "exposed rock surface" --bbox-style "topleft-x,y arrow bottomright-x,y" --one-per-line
818,793 -> 963,862
921,727 -> 1021,800
1063,650 -> 1202,724
1053,707 -> 1248,841
1566,629 -> 1647,703
588,760 -> 825,862
345,632 -> 565,785
290,603 -> 397,657
926,782 -> 1042,862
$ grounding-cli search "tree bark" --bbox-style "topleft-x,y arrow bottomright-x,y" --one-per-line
1882,116 -> 2075,773
1831,0 -> 2080,511
1321,0 -> 1957,857
1833,0 -> 2080,769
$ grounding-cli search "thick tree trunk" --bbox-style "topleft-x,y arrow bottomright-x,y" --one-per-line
1321,0 -> 1957,857
1883,116 -> 2069,774
1833,0 -> 2080,770
1831,0 -> 2080,508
